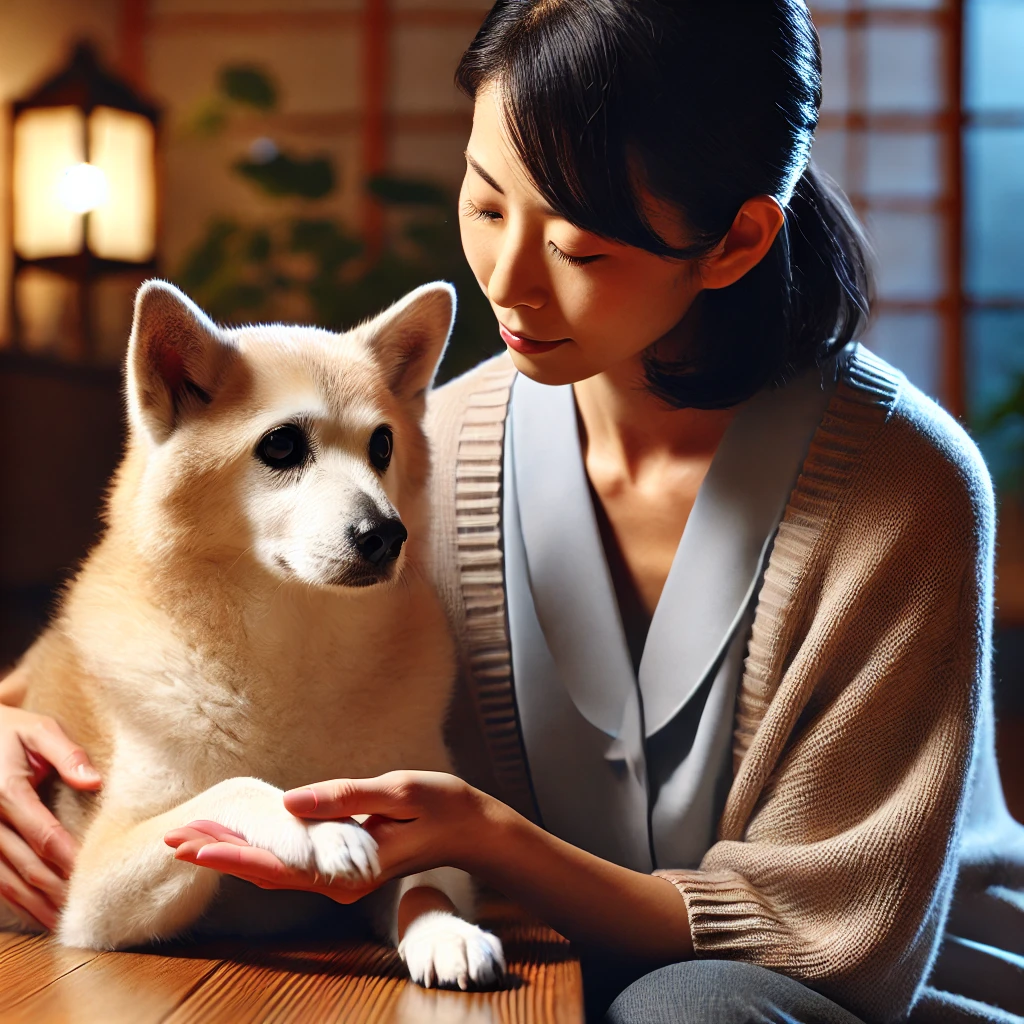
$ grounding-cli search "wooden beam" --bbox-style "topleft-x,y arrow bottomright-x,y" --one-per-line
814,7 -> 954,29
818,112 -> 960,132
362,0 -> 390,256
944,0 -> 966,421
118,0 -> 149,91
217,110 -> 473,138
150,8 -> 488,34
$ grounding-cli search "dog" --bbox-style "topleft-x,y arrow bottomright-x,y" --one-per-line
4,279 -> 505,989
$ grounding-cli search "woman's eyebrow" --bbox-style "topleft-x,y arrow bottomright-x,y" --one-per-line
464,151 -> 504,194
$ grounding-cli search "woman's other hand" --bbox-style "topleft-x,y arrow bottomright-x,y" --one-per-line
164,771 -> 488,903
0,675 -> 102,929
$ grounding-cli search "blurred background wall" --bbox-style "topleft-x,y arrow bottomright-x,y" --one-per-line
0,0 -> 1021,810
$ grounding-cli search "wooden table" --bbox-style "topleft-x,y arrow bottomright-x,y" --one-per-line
0,901 -> 583,1023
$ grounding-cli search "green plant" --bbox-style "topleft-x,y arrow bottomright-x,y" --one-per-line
974,374 -> 1024,497
175,65 -> 500,384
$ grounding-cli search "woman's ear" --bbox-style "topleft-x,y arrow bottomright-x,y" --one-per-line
698,195 -> 785,291
127,280 -> 236,444
362,281 -> 456,410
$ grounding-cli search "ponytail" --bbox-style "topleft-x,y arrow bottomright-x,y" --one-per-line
642,163 -> 874,410
787,164 -> 874,368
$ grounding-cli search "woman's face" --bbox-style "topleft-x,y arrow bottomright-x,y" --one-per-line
459,86 -> 703,386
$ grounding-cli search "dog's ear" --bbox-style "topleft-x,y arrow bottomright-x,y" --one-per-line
127,280 -> 236,443
362,282 -> 455,409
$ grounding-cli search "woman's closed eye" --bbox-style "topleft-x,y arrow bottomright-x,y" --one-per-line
462,198 -> 604,266
548,242 -> 603,268
461,197 -> 502,222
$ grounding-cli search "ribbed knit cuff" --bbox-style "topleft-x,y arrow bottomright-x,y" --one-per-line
653,868 -> 792,963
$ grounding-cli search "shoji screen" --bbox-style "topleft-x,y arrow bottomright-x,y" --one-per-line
965,0 -> 1024,487
809,0 -> 962,413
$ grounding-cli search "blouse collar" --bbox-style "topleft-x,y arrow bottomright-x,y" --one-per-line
510,357 -> 840,742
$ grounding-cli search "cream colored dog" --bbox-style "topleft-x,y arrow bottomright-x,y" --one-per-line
5,280 -> 505,988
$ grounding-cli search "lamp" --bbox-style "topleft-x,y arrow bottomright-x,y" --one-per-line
7,42 -> 159,360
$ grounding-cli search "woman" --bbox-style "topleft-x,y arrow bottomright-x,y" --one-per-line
2,2 -> 1020,1021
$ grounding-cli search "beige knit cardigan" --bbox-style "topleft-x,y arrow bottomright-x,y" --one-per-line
425,344 -> 996,1024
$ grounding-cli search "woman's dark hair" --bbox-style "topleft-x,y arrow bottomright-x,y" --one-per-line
455,0 -> 874,408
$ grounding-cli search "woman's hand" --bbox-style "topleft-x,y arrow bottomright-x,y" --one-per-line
0,693 -> 102,929
164,770 -> 489,904
166,768 -> 694,962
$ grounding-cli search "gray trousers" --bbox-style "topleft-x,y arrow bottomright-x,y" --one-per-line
603,960 -> 865,1024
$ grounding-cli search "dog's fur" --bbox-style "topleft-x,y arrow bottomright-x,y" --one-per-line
4,280 -> 504,987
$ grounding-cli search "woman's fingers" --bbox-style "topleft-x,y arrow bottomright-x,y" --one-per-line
0,774 -> 79,876
195,842 -> 307,880
166,822 -> 250,865
283,770 -> 436,820
21,717 -> 101,791
186,842 -> 342,893
0,706 -> 96,897
164,827 -> 205,850
282,778 -> 402,819
171,836 -> 222,862
170,836 -> 297,882
164,822 -> 246,849
183,820 -> 246,842
0,853 -> 58,931
0,822 -> 67,906
174,840 -> 376,904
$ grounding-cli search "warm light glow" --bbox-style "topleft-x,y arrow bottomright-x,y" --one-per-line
56,163 -> 109,214
88,106 -> 156,262
12,104 -> 156,263
13,106 -> 86,259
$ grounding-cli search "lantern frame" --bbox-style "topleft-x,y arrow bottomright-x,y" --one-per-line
6,41 -> 161,358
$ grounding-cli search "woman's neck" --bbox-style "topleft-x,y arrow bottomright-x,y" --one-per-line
572,354 -> 738,480
571,351 -> 741,665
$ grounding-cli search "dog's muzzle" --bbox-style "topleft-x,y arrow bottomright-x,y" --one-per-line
352,517 -> 407,566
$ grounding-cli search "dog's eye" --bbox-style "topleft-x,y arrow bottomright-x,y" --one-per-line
257,425 -> 308,470
369,426 -> 393,472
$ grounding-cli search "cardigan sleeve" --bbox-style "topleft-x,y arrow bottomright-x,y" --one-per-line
656,397 -> 997,1024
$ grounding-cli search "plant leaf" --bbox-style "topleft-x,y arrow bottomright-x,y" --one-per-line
367,175 -> 448,207
234,154 -> 335,199
219,66 -> 278,110
176,219 -> 239,291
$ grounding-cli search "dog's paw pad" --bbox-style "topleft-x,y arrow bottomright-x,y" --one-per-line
399,912 -> 505,990
308,819 -> 379,884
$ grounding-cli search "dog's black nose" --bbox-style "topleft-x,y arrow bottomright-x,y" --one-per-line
353,518 -> 407,565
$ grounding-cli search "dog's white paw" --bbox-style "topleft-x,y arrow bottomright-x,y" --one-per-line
307,819 -> 380,883
398,911 -> 505,990
204,777 -> 379,885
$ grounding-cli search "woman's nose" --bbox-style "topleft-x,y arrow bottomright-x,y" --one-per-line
487,229 -> 547,311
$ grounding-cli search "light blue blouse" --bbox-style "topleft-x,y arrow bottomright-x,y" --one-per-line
502,358 -> 841,873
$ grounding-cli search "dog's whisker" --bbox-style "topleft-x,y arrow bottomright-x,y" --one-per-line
226,543 -> 256,575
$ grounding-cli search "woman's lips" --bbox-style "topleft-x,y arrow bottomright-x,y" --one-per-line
499,323 -> 570,355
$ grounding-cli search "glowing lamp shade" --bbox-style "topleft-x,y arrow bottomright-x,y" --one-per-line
13,106 -> 85,259
12,104 -> 155,263
89,107 -> 156,262
7,43 -> 161,360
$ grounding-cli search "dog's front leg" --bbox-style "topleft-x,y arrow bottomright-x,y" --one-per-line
364,867 -> 505,989
58,803 -> 223,950
59,776 -> 378,950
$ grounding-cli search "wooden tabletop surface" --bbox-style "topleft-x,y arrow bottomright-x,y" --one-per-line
0,901 -> 583,1023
